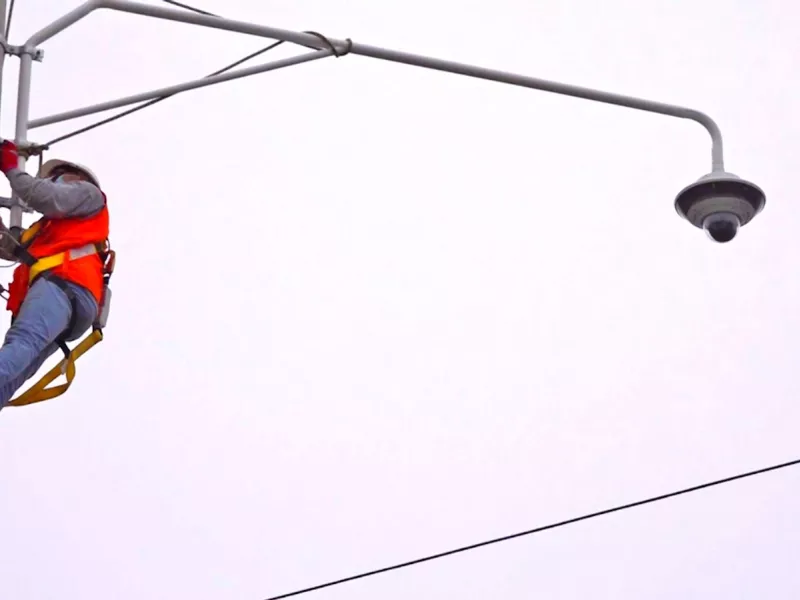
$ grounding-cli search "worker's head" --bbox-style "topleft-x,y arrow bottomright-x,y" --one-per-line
37,158 -> 101,189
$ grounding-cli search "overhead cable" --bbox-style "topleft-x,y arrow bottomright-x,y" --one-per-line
264,456 -> 800,599
37,0 -> 285,149
5,0 -> 15,39
161,0 -> 218,16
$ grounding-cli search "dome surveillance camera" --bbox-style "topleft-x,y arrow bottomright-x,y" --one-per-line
702,212 -> 739,243
674,172 -> 765,243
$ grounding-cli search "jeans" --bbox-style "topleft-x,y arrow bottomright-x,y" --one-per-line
0,277 -> 98,409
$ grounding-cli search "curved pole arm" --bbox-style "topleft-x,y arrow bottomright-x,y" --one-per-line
350,42 -> 725,172
21,0 -> 725,174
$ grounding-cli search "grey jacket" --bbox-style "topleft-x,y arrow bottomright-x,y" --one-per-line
5,168 -> 104,219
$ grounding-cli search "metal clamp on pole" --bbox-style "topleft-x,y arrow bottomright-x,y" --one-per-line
0,195 -> 32,213
0,41 -> 44,61
17,141 -> 47,158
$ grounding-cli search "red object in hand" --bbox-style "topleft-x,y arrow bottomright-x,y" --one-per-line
0,141 -> 19,173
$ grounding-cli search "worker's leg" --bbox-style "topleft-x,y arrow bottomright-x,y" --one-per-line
0,277 -> 97,408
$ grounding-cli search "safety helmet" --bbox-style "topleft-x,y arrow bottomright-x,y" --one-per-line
38,158 -> 101,189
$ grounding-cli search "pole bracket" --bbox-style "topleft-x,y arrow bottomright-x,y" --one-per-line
1,42 -> 44,62
0,195 -> 33,213
17,141 -> 48,158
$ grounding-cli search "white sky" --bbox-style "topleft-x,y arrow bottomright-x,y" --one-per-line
1,0 -> 799,598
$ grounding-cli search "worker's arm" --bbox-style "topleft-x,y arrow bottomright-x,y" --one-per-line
4,168 -> 104,218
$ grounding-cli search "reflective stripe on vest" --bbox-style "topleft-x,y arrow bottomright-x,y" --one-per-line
28,242 -> 101,283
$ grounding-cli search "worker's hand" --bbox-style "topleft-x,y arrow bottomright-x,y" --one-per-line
0,141 -> 19,173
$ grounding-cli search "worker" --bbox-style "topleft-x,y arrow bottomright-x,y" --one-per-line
0,140 -> 109,410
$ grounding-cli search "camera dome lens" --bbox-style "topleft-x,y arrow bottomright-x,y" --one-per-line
703,213 -> 740,243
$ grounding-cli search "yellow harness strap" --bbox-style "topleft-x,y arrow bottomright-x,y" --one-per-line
7,329 -> 103,407
27,243 -> 101,283
19,219 -> 42,244
21,217 -> 103,283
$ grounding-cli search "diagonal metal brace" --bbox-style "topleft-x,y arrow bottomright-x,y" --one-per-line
28,48 -> 334,129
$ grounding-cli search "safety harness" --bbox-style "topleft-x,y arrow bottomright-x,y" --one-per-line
5,219 -> 115,407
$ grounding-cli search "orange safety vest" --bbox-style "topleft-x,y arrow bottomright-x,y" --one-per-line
6,194 -> 110,317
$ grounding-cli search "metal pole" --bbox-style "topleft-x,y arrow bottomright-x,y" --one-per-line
24,0 -> 335,50
0,0 -> 6,39
11,52 -> 33,229
28,49 -> 333,129
0,0 -> 8,122
23,0 -> 726,172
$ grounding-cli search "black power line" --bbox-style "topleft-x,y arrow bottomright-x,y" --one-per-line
5,0 -> 15,39
38,0 -> 284,149
161,0 -> 218,16
41,40 -> 284,148
264,456 -> 800,600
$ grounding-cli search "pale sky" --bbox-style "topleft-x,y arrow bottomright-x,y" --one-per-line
1,0 -> 799,598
